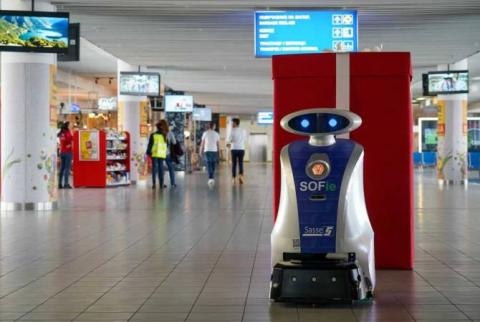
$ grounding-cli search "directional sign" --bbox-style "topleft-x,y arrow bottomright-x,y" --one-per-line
255,10 -> 358,58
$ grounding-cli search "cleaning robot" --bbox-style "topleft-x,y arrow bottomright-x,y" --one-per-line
270,108 -> 375,303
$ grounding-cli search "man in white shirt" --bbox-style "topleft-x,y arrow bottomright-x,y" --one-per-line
228,118 -> 247,184
200,122 -> 220,187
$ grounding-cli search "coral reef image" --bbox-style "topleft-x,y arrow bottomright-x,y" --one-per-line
0,15 -> 68,48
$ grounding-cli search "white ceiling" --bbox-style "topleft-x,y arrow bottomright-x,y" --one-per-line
54,0 -> 480,114
58,37 -> 118,77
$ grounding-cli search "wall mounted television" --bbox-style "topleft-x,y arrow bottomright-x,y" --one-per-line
164,95 -> 193,113
119,72 -> 160,96
254,9 -> 357,57
0,10 -> 69,53
193,107 -> 212,121
423,70 -> 469,95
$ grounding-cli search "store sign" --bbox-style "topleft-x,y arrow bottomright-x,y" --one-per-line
255,10 -> 358,57
98,97 -> 117,111
79,130 -> 100,161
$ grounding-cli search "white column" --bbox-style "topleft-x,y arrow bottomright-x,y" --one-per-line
1,0 -> 58,210
117,60 -> 147,183
437,59 -> 469,184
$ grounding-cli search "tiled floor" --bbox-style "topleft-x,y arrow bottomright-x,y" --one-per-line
0,164 -> 479,321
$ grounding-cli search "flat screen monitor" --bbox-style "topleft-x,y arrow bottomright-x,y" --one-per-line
98,97 -> 117,111
119,72 -> 160,96
257,112 -> 274,125
71,103 -> 80,113
425,70 -> 469,95
58,23 -> 79,61
193,108 -> 212,121
0,10 -> 69,53
164,95 -> 193,112
255,10 -> 357,57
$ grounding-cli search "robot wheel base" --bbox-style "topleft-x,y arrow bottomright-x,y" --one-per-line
270,260 -> 369,304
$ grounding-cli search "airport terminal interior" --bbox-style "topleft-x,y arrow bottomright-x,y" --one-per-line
1,0 -> 480,321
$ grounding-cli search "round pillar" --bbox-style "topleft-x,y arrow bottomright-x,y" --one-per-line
436,59 -> 469,185
1,0 -> 58,210
117,60 -> 148,183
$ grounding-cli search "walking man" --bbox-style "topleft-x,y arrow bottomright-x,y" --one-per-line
228,118 -> 247,184
200,122 -> 220,188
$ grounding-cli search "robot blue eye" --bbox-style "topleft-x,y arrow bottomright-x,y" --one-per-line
301,119 -> 310,128
328,118 -> 338,127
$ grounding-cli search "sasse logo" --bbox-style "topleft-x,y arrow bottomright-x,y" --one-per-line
303,226 -> 334,237
299,181 -> 337,192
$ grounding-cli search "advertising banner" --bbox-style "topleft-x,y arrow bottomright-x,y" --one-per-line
139,101 -> 149,138
79,130 -> 100,161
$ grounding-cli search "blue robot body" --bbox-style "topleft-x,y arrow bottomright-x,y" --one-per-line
289,139 -> 356,254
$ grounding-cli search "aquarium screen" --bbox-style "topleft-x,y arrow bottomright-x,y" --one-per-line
0,10 -> 69,53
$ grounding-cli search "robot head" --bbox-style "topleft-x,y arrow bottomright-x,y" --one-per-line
280,108 -> 362,146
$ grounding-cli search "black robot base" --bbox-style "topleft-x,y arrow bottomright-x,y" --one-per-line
269,253 -> 370,303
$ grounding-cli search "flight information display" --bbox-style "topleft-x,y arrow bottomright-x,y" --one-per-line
255,10 -> 357,57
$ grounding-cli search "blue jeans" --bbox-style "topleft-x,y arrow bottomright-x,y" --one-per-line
59,152 -> 72,187
231,150 -> 245,178
151,157 -> 165,186
165,155 -> 176,186
204,152 -> 218,179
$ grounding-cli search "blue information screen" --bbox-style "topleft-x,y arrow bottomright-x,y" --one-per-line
257,112 -> 274,125
254,10 -> 358,57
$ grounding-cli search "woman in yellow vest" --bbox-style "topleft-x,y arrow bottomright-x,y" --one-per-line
160,119 -> 177,188
146,121 -> 176,189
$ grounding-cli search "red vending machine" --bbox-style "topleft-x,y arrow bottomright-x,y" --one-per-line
73,130 -> 131,188
272,52 -> 414,269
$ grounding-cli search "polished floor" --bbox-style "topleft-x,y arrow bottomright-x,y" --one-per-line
0,165 -> 479,321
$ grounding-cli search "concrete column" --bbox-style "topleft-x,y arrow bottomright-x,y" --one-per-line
1,0 -> 58,210
437,59 -> 469,184
117,60 -> 148,183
